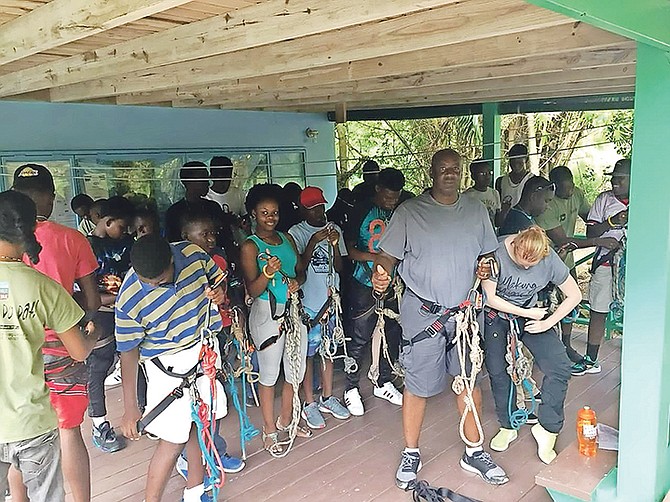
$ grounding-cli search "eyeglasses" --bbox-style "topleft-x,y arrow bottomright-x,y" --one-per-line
534,182 -> 556,194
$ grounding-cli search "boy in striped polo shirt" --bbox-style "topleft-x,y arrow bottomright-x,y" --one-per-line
115,235 -> 227,502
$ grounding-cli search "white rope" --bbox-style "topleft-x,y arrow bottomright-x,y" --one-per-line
368,279 -> 404,385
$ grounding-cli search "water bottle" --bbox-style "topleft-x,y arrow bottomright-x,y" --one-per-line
577,406 -> 598,457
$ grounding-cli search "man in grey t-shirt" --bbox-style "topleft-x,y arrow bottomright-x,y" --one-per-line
372,149 -> 509,490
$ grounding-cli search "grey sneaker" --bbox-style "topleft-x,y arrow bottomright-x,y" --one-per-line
459,450 -> 509,485
301,402 -> 326,429
92,421 -> 126,453
395,450 -> 422,489
319,396 -> 351,420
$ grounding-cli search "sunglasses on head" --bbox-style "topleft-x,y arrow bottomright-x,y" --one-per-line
533,182 -> 556,193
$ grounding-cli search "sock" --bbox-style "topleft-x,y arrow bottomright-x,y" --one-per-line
465,445 -> 483,456
404,447 -> 420,454
586,343 -> 600,361
91,416 -> 106,428
182,484 -> 205,502
321,395 -> 331,401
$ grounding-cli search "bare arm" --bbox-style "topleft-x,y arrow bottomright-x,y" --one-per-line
346,238 -> 376,264
525,275 -> 582,333
547,226 -> 620,252
56,323 -> 96,362
74,272 -> 101,312
240,240 -> 271,298
119,348 -> 141,440
371,250 -> 399,294
285,233 -> 306,286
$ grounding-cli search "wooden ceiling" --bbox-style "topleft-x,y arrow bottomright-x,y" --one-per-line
0,0 -> 636,113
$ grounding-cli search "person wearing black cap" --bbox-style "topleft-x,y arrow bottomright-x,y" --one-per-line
572,158 -> 630,376
10,164 -> 101,502
205,156 -> 245,216
499,175 -> 555,236
351,159 -> 381,203
496,144 -> 534,226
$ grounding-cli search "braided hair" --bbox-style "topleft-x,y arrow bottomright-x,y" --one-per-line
0,190 -> 42,264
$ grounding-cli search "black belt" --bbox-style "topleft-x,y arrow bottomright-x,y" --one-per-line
400,292 -> 465,348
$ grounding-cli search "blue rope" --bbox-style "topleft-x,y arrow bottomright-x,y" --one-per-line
508,378 -> 537,430
190,399 -> 222,501
228,339 -> 260,458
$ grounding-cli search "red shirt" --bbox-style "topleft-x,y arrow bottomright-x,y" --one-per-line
23,221 -> 99,354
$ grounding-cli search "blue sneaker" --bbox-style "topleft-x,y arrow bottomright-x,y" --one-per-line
221,453 -> 245,473
92,421 -> 126,453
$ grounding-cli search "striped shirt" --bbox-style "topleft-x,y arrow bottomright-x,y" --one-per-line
115,242 -> 223,359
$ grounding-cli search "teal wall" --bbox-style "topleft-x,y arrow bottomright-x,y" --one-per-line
0,100 -> 337,202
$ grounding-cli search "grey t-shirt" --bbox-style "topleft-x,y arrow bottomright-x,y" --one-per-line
492,236 -> 570,307
379,192 -> 498,308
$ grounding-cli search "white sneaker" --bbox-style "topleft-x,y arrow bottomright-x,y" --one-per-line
104,361 -> 122,387
374,382 -> 403,406
343,388 -> 365,416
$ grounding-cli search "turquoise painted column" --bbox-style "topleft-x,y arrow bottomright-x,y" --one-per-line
618,42 -> 670,502
482,102 -> 501,182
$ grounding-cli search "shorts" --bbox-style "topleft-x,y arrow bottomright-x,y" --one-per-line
589,265 -> 613,313
142,342 -> 227,445
48,387 -> 88,429
304,307 -> 336,357
399,290 -> 472,398
249,298 -> 307,387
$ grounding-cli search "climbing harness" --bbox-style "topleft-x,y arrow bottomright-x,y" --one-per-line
137,277 -> 226,499
406,480 -> 482,502
368,277 -> 405,385
316,240 -> 357,374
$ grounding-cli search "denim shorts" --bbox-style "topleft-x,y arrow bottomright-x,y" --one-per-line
0,429 -> 64,502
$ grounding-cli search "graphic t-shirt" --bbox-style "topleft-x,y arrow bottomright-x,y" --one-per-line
491,236 -> 570,308
379,193 -> 498,308
289,221 -> 348,313
536,187 -> 590,268
464,187 -> 501,226
499,172 -> 534,207
88,234 -> 134,300
0,262 -> 84,443
205,187 -> 246,216
77,218 -> 96,236
586,190 -> 628,265
346,201 -> 394,288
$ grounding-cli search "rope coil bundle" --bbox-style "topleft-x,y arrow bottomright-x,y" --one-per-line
368,278 -> 405,384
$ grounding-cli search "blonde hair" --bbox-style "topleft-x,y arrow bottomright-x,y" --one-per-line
512,225 -> 550,263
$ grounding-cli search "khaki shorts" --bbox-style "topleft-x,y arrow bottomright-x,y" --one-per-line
589,265 -> 613,313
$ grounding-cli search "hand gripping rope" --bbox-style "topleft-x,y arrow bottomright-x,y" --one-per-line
368,278 -> 405,385
450,257 -> 498,448
316,241 -> 357,373
609,238 -> 626,325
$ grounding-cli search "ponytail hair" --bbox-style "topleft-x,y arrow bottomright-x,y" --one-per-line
0,190 -> 42,264
512,225 -> 550,264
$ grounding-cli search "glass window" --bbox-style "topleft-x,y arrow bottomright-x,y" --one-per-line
269,151 -> 306,187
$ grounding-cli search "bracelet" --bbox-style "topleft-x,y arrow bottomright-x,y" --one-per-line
262,264 -> 276,280
607,216 -> 615,228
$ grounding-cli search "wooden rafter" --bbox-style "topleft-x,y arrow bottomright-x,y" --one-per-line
47,0 -> 573,102
0,0 -> 193,66
0,0 -> 461,97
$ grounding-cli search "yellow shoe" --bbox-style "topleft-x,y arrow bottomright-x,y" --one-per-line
531,423 -> 558,464
490,428 -> 518,452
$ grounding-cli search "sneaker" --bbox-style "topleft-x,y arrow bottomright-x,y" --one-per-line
92,421 -> 126,453
490,428 -> 518,452
395,450 -> 422,489
571,356 -> 601,376
525,392 -> 542,404
221,453 -> 245,474
459,450 -> 509,485
302,402 -> 326,429
525,412 -> 539,425
181,488 -> 214,502
344,388 -> 365,416
373,382 -> 403,406
104,361 -> 122,387
319,396 -> 351,420
176,454 -> 188,481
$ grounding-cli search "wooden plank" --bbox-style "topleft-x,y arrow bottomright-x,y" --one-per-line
46,0 -> 574,102
0,0 -> 194,66
0,0 -> 464,98
117,42 -> 634,105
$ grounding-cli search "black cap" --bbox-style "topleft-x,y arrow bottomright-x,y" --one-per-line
12,164 -> 55,193
179,161 -> 209,182
508,144 -> 528,159
605,158 -> 631,177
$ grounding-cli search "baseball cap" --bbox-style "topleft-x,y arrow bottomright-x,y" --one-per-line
508,144 -> 528,159
179,161 -> 209,181
605,158 -> 631,177
300,186 -> 328,209
12,164 -> 55,193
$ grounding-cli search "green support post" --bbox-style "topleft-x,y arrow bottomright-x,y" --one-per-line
482,102 -> 501,183
618,42 -> 670,501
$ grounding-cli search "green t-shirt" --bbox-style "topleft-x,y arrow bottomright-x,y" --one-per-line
0,262 -> 84,443
536,187 -> 590,269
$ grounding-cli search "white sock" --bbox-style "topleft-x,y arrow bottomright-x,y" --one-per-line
465,445 -> 483,456
91,416 -> 106,428
404,447 -> 420,454
182,484 -> 205,502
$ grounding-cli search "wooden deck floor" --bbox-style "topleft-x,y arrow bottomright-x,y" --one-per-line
70,328 -> 621,502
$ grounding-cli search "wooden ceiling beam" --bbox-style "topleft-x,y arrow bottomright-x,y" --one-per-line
130,45 -> 634,107
48,0 -> 574,102
0,0 -> 461,97
0,0 -> 193,67
176,74 -> 636,109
